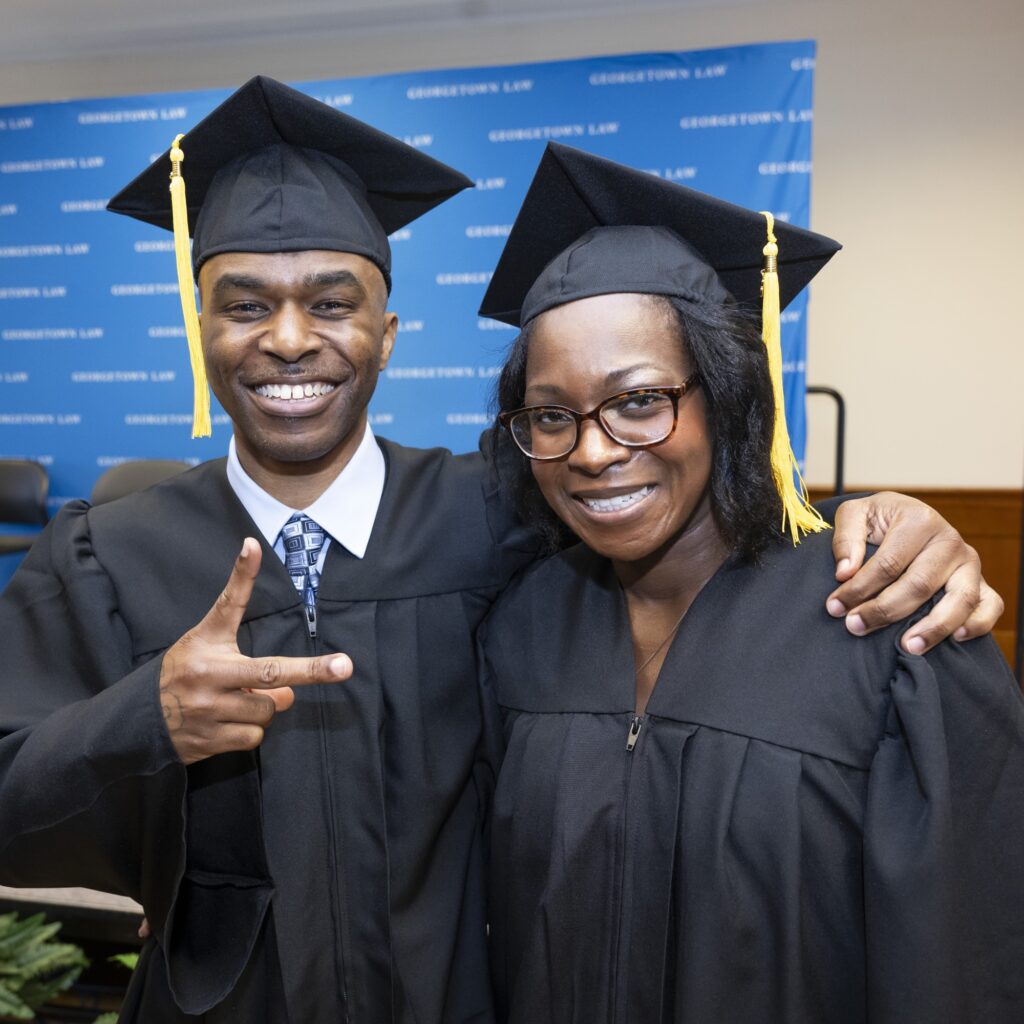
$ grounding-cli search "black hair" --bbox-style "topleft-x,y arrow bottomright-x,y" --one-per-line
490,294 -> 784,562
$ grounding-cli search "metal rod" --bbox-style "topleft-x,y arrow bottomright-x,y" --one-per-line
806,386 -> 846,496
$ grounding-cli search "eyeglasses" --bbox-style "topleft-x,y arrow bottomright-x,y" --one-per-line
499,375 -> 701,461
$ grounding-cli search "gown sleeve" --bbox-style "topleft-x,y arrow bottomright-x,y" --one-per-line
0,504 -> 189,992
864,634 -> 1024,1022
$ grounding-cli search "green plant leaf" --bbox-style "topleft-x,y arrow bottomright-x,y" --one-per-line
19,958 -> 87,1003
0,912 -> 89,1016
22,922 -> 63,949
0,913 -> 48,958
12,940 -> 88,980
108,952 -> 139,972
0,977 -> 34,1019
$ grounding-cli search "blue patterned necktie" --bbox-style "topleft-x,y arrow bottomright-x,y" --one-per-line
281,512 -> 326,638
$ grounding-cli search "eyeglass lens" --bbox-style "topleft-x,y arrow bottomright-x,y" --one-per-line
510,391 -> 676,458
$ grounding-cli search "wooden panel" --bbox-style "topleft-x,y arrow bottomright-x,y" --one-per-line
0,884 -> 140,915
810,488 -> 1022,673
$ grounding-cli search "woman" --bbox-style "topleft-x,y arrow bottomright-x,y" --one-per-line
476,143 -> 1024,1023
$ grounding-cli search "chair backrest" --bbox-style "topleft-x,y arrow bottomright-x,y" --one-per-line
0,460 -> 49,525
91,459 -> 191,506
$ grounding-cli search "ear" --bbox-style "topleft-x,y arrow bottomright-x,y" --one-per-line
379,312 -> 398,370
195,266 -> 206,322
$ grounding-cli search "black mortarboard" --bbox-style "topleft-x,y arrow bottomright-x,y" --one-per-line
478,142 -> 840,327
106,75 -> 473,438
107,74 -> 474,286
481,142 -> 842,545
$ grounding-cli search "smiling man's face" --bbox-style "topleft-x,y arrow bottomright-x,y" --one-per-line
198,249 -> 396,478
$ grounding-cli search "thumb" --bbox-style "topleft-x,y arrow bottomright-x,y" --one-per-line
195,538 -> 262,644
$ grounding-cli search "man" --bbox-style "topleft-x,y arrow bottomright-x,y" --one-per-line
0,78 -> 1001,1023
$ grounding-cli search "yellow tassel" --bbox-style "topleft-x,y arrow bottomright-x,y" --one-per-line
759,211 -> 828,544
169,134 -> 211,439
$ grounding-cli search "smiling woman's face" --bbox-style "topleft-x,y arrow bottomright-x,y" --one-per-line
525,292 -> 714,565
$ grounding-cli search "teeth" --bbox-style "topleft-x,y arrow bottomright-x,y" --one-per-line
254,382 -> 336,400
580,485 -> 653,513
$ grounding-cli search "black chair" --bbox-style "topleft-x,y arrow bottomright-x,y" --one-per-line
0,460 -> 49,556
91,459 -> 191,506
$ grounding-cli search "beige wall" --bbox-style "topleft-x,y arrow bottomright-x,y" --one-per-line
2,0 -> 1021,488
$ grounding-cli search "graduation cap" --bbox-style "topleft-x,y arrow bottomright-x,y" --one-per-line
479,142 -> 842,543
107,75 -> 473,437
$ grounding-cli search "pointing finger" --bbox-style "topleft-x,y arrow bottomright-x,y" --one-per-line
196,538 -> 262,643
239,653 -> 353,690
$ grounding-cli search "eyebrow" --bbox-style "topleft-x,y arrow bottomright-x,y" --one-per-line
603,363 -> 666,387
526,363 -> 669,400
210,269 -> 368,298
211,273 -> 265,297
301,270 -> 366,296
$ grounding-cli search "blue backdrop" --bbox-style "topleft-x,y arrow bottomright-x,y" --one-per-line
0,41 -> 817,581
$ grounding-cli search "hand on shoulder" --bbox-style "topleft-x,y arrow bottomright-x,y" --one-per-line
825,492 -> 1003,654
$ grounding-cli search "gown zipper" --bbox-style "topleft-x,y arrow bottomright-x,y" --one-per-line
615,595 -> 691,1018
626,714 -> 644,751
309,602 -> 351,1018
612,712 -> 646,1022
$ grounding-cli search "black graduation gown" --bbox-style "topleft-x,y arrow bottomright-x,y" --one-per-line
0,438 -> 538,1024
480,532 -> 1024,1024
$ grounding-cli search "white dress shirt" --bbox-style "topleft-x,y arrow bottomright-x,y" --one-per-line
225,423 -> 385,570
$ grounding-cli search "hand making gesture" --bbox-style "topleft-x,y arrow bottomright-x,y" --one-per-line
158,538 -> 352,764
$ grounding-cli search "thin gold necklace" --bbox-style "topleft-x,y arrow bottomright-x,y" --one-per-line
635,606 -> 689,676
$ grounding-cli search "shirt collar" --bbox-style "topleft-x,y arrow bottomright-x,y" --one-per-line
225,424 -> 385,558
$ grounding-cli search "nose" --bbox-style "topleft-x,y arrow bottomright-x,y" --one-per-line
259,302 -> 324,362
567,418 -> 631,476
